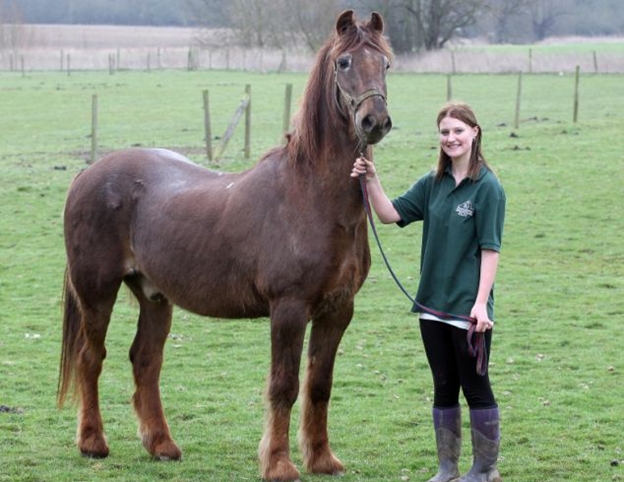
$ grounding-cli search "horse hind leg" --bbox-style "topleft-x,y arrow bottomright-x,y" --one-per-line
67,277 -> 120,458
299,303 -> 353,475
258,298 -> 309,482
126,279 -> 181,461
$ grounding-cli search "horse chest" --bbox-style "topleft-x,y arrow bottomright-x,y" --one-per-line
317,227 -> 368,304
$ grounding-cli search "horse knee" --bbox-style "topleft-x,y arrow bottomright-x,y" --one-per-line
269,374 -> 300,408
305,373 -> 332,405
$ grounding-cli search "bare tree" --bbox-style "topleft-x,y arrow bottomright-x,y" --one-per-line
0,0 -> 30,51
290,0 -> 342,51
357,0 -> 488,52
218,0 -> 340,51
414,0 -> 489,50
530,0 -> 569,40
487,0 -> 537,43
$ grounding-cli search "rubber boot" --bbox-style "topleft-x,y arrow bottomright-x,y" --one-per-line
458,407 -> 502,482
427,405 -> 461,482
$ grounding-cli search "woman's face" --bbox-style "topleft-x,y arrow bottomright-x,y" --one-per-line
438,116 -> 479,162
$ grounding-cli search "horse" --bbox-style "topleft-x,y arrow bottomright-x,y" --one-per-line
58,10 -> 392,481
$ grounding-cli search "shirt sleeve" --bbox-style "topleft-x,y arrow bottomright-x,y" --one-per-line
391,173 -> 430,228
476,180 -> 506,252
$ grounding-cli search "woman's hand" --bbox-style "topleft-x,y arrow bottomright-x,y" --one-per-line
470,302 -> 493,333
350,156 -> 377,182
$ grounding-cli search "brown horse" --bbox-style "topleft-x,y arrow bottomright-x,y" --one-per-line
59,10 -> 392,482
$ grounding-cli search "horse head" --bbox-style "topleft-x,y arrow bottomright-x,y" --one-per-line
332,10 -> 393,146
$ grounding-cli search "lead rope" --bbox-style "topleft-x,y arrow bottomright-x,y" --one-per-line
357,169 -> 488,376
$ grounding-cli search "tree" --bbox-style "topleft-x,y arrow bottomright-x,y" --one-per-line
416,0 -> 489,50
190,0 -> 340,51
0,0 -> 30,51
355,0 -> 488,52
487,0 -> 537,43
530,0 -> 569,40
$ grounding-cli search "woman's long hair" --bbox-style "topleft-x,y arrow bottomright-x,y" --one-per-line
435,102 -> 492,182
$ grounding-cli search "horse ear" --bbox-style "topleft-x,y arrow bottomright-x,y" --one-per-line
336,10 -> 355,36
368,12 -> 384,33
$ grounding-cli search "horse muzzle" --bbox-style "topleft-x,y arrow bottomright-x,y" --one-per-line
355,95 -> 392,145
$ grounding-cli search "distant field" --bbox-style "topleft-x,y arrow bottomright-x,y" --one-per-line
0,68 -> 623,482
2,24 -> 624,73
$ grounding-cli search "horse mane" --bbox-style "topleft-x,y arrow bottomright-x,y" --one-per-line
287,20 -> 393,171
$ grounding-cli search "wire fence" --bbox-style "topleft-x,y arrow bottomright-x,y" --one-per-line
2,45 -> 624,74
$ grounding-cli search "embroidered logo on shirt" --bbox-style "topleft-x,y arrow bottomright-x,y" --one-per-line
456,200 -> 474,217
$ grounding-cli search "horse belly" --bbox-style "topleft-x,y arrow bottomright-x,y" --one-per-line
128,253 -> 269,320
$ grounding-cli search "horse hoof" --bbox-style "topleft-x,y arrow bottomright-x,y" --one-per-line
79,433 -> 109,459
152,440 -> 182,461
306,450 -> 345,475
263,458 -> 300,482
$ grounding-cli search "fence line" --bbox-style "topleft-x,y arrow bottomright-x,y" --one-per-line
2,47 -> 624,74
80,70 -> 586,166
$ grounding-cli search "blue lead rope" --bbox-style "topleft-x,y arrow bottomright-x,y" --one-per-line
358,173 -> 488,376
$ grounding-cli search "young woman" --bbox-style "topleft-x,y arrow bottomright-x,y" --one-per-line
351,102 -> 505,482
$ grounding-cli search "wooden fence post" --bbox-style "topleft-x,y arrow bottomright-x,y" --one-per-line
451,50 -> 456,75
528,48 -> 533,73
67,54 -> 71,77
20,55 -> 25,77
573,65 -> 580,123
593,51 -> 598,74
10,53 -> 14,71
446,74 -> 452,101
278,49 -> 287,73
244,84 -> 251,159
203,90 -> 213,161
214,94 -> 251,161
514,71 -> 522,129
283,83 -> 293,139
90,94 -> 98,164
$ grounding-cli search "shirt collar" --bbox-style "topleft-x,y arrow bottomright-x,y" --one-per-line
444,163 -> 488,181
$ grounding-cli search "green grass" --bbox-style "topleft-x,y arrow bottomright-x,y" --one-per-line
1,69 -> 623,482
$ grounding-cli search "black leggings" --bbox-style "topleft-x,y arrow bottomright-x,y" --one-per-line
419,319 -> 497,409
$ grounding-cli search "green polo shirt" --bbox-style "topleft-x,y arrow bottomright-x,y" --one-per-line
391,165 -> 505,320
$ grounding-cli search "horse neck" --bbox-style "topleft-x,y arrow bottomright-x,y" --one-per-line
288,129 -> 369,224
285,49 -> 372,221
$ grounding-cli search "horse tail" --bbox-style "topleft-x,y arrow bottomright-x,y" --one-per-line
58,268 -> 82,407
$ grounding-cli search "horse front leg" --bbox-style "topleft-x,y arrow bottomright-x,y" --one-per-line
299,302 -> 353,475
259,298 -> 309,482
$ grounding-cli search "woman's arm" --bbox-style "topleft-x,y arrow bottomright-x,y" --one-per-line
470,249 -> 499,332
350,157 -> 401,224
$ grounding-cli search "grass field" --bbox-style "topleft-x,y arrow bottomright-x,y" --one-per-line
0,68 -> 623,482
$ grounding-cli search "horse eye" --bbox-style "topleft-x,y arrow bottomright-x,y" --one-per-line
337,57 -> 351,70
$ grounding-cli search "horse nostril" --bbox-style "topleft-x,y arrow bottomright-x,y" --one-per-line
361,115 -> 377,133
381,116 -> 392,134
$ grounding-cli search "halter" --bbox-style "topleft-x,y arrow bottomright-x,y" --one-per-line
334,65 -> 387,129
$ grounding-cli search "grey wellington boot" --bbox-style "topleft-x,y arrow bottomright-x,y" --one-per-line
458,407 -> 502,482
427,405 -> 461,482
